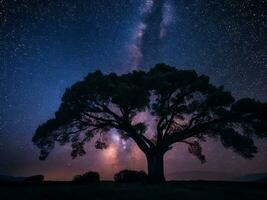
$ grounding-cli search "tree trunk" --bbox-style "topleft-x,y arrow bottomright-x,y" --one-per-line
146,152 -> 165,183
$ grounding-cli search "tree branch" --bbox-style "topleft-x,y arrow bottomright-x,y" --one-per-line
140,135 -> 155,148
83,113 -> 118,126
165,119 -> 221,146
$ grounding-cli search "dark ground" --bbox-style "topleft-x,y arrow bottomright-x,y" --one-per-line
0,181 -> 266,200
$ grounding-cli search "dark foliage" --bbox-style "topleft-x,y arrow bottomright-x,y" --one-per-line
114,170 -> 148,183
33,64 -> 267,182
72,171 -> 100,183
24,175 -> 44,182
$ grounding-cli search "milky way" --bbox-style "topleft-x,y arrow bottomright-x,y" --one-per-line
128,0 -> 176,70
0,0 -> 266,180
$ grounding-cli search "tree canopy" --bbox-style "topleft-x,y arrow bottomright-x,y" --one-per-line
33,64 -> 267,182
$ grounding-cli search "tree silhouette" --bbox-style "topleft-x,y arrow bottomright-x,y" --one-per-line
33,64 -> 267,182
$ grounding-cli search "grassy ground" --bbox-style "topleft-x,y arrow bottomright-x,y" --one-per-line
0,181 -> 266,200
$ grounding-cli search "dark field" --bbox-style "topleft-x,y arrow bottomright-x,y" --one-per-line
0,181 -> 266,200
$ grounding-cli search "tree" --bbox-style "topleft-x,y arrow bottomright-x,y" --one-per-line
33,64 -> 267,183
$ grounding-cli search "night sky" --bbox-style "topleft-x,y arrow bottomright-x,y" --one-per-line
0,0 -> 266,180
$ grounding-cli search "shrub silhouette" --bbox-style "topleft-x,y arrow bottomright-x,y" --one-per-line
24,175 -> 44,182
73,171 -> 100,183
114,170 -> 148,182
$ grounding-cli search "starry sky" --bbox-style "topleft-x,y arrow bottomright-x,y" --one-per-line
0,0 -> 266,180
